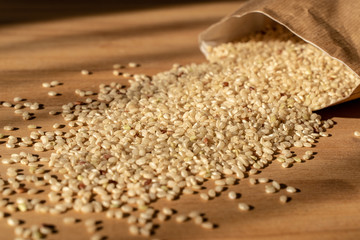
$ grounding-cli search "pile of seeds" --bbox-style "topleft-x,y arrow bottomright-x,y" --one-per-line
1,25 -> 360,239
207,26 -> 359,110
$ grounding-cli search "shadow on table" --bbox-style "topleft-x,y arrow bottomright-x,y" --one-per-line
0,0 -> 242,26
316,98 -> 360,120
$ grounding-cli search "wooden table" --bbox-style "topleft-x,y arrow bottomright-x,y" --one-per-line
0,1 -> 360,239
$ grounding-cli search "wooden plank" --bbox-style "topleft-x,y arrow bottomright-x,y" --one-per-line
0,1 -> 359,239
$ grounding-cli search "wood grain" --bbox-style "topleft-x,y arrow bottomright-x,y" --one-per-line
0,1 -> 359,239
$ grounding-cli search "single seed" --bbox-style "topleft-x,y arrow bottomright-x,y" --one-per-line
2,102 -> 12,107
48,91 -> 58,96
281,162 -> 290,168
200,193 -> 209,201
175,214 -> 187,223
157,213 -> 167,222
42,83 -> 51,88
162,207 -> 173,216
90,234 -> 102,240
208,189 -> 216,198
50,80 -> 60,87
81,70 -> 91,75
279,195 -> 288,203
7,218 -> 20,227
129,225 -> 139,235
201,222 -> 214,229
354,131 -> 360,137
238,203 -> 250,211
249,178 -> 257,185
249,169 -> 258,175
14,97 -> 23,102
113,64 -> 123,69
214,186 -> 224,193
228,191 -> 237,200
194,216 -> 203,225
188,211 -> 200,218
286,186 -> 297,193
113,70 -> 121,76
258,178 -> 269,183
265,185 -> 276,194
84,219 -> 96,227
4,126 -> 15,131
128,62 -> 139,68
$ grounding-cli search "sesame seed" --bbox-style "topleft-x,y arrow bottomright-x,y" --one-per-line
354,131 -> 360,137
4,126 -> 15,131
188,211 -> 200,218
13,97 -> 23,102
238,203 -> 250,211
279,195 -> 288,203
42,82 -> 51,88
265,185 -> 276,194
228,191 -> 237,200
157,213 -> 167,222
258,178 -> 269,183
162,207 -> 173,216
193,216 -> 203,225
175,214 -> 188,223
214,186 -> 224,193
249,169 -> 258,175
81,70 -> 91,75
113,64 -> 124,69
129,225 -> 139,235
128,62 -> 139,68
113,70 -> 121,76
50,80 -> 60,87
200,193 -> 209,201
48,91 -> 58,96
2,102 -> 12,107
122,73 -> 131,78
286,186 -> 297,193
7,218 -> 20,227
53,123 -> 62,129
49,110 -> 57,115
208,189 -> 216,198
201,222 -> 214,229
249,178 -> 257,185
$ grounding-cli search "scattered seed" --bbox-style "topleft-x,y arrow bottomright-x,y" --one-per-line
7,218 -> 20,227
14,97 -> 23,102
279,195 -> 288,203
2,102 -> 12,107
228,191 -> 237,200
48,91 -> 58,96
128,62 -> 139,68
42,83 -> 51,88
200,193 -> 209,201
286,186 -> 297,193
113,64 -> 124,69
201,222 -> 214,229
258,178 -> 269,183
50,81 -> 60,87
4,126 -> 15,131
238,203 -> 250,211
175,214 -> 188,223
265,185 -> 276,194
81,70 -> 91,75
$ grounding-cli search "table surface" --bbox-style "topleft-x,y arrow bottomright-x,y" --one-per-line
0,1 -> 360,239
